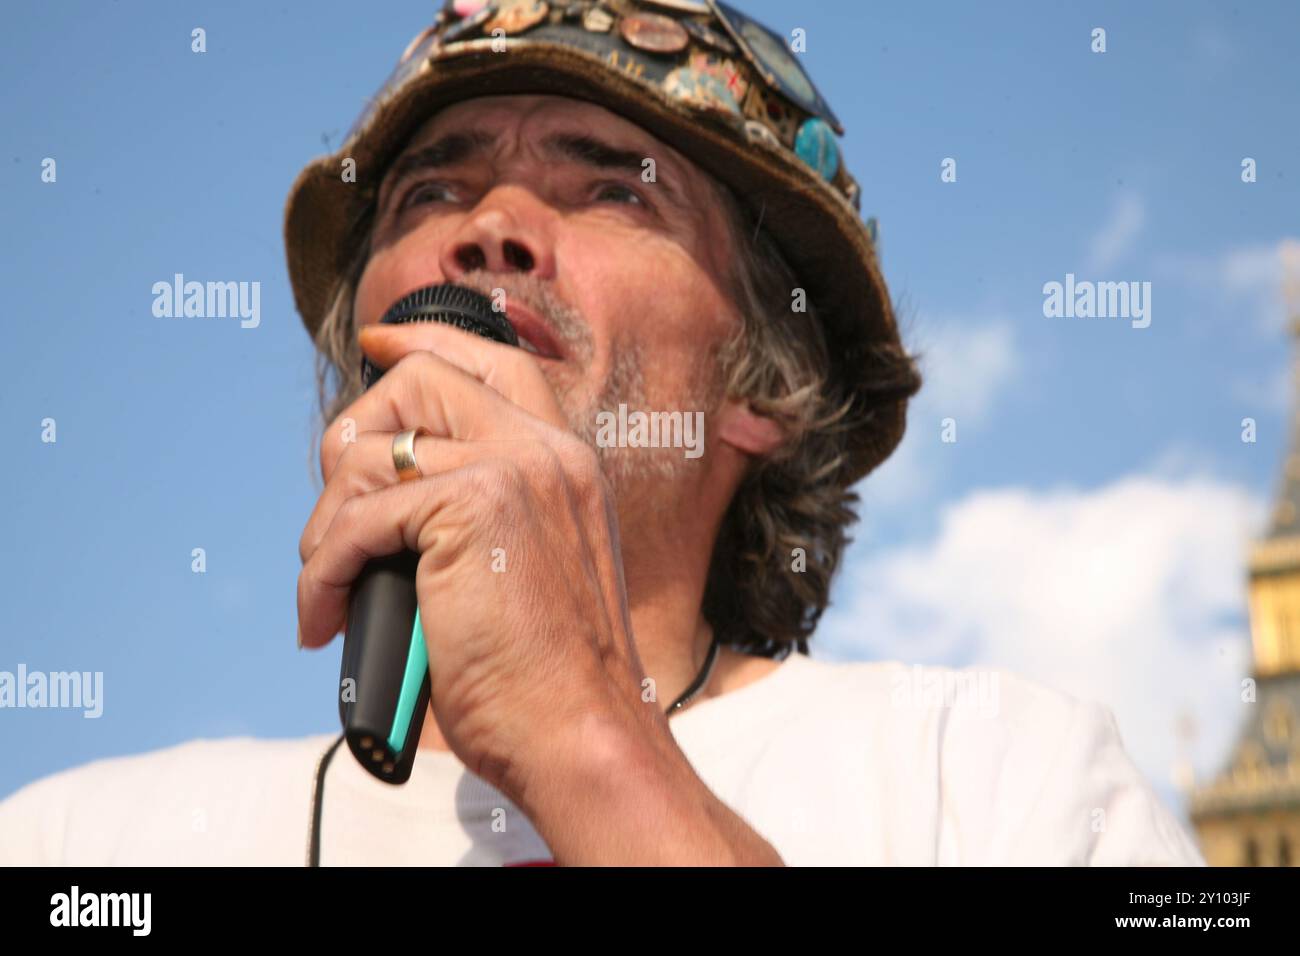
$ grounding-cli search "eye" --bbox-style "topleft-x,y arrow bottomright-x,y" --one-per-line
398,180 -> 458,210
592,182 -> 645,206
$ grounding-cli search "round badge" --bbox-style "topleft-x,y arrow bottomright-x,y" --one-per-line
664,67 -> 742,117
743,119 -> 781,150
682,18 -> 737,55
442,5 -> 495,42
582,5 -> 614,32
452,0 -> 489,15
619,12 -> 690,55
641,0 -> 710,13
738,21 -> 815,105
794,117 -> 839,181
486,0 -> 548,34
712,0 -> 840,131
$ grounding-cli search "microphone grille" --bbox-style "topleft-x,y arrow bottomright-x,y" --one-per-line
382,285 -> 518,346
362,283 -> 519,388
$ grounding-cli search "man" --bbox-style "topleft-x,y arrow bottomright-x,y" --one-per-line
0,1 -> 1202,866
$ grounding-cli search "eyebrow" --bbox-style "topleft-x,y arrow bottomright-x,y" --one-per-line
379,128 -> 685,208
542,132 -> 648,176
380,129 -> 496,200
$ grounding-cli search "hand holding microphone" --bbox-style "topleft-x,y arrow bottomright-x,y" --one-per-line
296,281 -> 652,802
339,284 -> 518,784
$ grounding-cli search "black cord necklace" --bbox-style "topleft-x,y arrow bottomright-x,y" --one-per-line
307,636 -> 721,866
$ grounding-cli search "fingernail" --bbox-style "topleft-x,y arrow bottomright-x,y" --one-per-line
296,625 -> 304,650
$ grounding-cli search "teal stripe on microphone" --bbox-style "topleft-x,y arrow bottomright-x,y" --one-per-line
387,610 -> 427,754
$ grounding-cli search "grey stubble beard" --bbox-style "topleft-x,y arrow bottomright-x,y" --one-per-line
452,271 -> 722,494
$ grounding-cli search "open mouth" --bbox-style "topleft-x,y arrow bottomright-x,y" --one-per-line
504,302 -> 565,361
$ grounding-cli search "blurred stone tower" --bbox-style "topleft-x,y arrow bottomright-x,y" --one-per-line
1190,244 -> 1300,866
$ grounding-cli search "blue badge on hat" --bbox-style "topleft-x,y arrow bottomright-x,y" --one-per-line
794,117 -> 839,181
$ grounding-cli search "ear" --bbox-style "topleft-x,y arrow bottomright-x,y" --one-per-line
715,398 -> 785,458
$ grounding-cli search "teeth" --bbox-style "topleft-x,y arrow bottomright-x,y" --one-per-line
518,336 -> 542,356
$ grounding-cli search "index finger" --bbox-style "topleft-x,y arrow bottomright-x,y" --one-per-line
321,349 -> 547,481
358,321 -> 569,429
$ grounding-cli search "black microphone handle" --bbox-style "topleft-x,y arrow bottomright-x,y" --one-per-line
339,551 -> 429,783
337,284 -> 517,784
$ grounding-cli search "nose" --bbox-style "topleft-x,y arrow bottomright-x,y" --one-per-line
438,186 -> 557,281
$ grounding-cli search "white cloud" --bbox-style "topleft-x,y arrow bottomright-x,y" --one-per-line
863,318 -> 1019,506
913,320 -> 1019,423
1085,194 -> 1145,273
819,473 -> 1266,813
1221,243 -> 1283,292
1156,237 -> 1300,335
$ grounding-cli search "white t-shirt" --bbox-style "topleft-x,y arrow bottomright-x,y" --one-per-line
0,653 -> 1204,865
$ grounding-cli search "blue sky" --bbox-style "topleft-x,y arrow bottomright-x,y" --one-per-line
3,0 -> 1298,824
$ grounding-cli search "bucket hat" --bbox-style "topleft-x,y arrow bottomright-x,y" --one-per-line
285,0 -> 912,481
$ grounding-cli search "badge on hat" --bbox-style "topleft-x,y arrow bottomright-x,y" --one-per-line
743,119 -> 781,150
619,11 -> 690,54
794,117 -> 839,181
485,0 -> 548,34
685,50 -> 748,104
711,0 -> 842,133
582,5 -> 614,32
442,4 -> 496,42
664,66 -> 742,117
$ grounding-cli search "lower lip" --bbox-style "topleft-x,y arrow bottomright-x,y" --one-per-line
519,340 -> 563,362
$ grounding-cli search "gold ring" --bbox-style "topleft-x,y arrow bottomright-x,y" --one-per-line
392,427 -> 431,482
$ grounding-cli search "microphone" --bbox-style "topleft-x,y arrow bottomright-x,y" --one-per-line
339,283 -> 518,784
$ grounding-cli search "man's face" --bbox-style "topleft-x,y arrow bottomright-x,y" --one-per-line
353,94 -> 745,488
